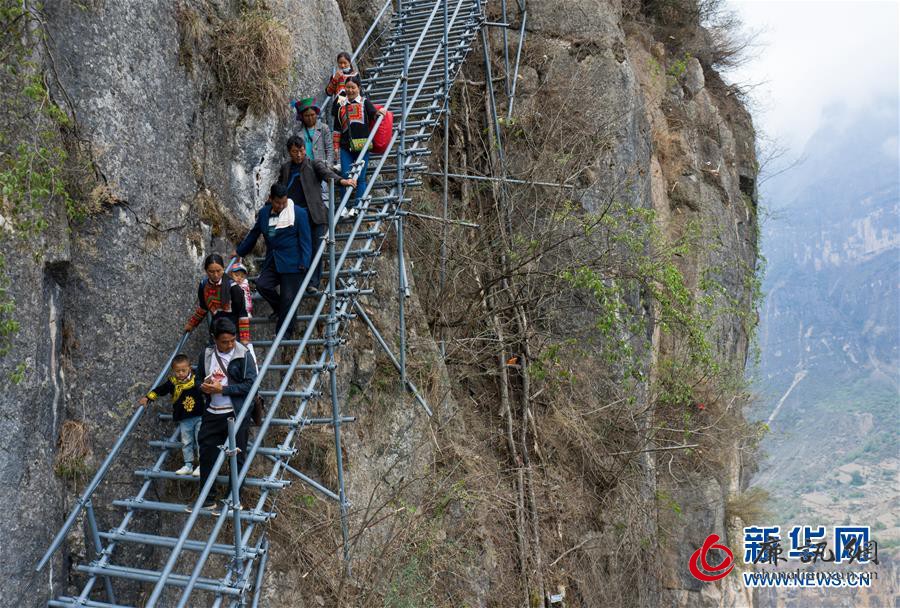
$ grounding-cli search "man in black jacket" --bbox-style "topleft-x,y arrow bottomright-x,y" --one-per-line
197,318 -> 258,511
279,135 -> 356,290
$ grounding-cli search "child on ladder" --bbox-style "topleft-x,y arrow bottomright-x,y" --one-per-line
138,354 -> 204,476
229,262 -> 258,366
326,51 -> 359,132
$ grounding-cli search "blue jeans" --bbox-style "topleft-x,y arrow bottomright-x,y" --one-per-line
179,416 -> 202,466
340,148 -> 369,208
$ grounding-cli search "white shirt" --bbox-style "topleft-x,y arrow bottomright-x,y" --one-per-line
208,348 -> 234,415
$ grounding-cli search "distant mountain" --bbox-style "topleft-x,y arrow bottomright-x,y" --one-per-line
752,97 -> 900,578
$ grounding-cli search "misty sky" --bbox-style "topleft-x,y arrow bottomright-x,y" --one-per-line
726,0 -> 899,153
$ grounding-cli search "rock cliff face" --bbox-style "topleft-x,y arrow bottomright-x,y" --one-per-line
0,1 -> 758,606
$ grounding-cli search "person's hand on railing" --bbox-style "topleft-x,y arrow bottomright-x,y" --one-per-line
376,107 -> 387,117
340,177 -> 357,188
137,396 -> 150,407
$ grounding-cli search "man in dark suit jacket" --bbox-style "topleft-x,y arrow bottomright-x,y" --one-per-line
279,135 -> 355,289
236,182 -> 339,336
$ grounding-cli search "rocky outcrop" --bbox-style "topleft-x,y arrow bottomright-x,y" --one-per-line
0,0 -> 349,603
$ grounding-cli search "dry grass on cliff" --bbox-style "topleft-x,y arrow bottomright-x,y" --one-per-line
54,419 -> 92,481
209,10 -> 292,116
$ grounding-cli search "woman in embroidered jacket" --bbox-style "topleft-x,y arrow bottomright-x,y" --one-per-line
183,253 -> 251,344
334,76 -> 385,207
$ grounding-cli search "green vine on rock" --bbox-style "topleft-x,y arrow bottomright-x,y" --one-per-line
0,2 -> 88,356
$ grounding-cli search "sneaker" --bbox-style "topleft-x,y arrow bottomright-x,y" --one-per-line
192,466 -> 200,477
175,464 -> 193,476
201,498 -> 220,514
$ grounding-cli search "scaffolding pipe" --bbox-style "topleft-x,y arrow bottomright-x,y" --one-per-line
227,417 -> 245,575
440,0 -> 451,359
425,170 -> 572,189
352,301 -> 433,417
263,454 -> 340,502
327,179 -> 352,570
85,500 -> 117,604
399,41 -> 411,386
507,10 -> 527,120
501,0 -> 510,95
251,538 -> 269,608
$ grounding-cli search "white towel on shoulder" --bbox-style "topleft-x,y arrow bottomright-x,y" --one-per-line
270,199 -> 296,230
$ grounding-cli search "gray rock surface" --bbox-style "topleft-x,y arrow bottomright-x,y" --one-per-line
0,0 -> 348,604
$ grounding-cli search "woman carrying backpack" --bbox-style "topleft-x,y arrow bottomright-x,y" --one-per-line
333,76 -> 385,208
184,253 -> 251,344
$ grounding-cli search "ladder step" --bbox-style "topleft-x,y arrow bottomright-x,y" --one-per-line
343,248 -> 382,259
265,363 -> 327,371
148,440 -> 295,458
250,311 -> 357,327
74,562 -> 243,595
258,389 -> 318,399
134,468 -> 290,490
337,212 -> 397,225
51,598 -> 135,608
374,162 -> 428,175
373,179 -> 422,189
253,338 -> 330,347
334,229 -> 384,241
112,498 -> 276,523
98,530 -> 260,558
368,47 -> 472,77
250,314 -> 323,325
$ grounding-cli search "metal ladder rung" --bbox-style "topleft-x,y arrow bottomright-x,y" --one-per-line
334,229 -> 384,241
51,598 -> 135,608
74,562 -> 243,595
341,248 -> 382,260
97,530 -> 260,558
373,163 -> 428,175
265,363 -> 327,371
253,338 -> 330,346
369,46 -> 473,76
271,415 -> 357,427
147,440 -> 296,458
250,314 -> 323,325
112,498 -> 276,522
373,178 -> 422,189
133,468 -> 290,490
258,389 -> 318,399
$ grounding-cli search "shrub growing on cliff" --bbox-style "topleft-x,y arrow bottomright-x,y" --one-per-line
54,419 -> 92,482
209,10 -> 292,116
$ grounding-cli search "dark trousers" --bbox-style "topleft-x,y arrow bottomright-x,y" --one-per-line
198,413 -> 250,501
310,220 -> 326,287
256,263 -> 302,335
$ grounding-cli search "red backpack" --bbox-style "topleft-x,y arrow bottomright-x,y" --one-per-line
372,105 -> 393,154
